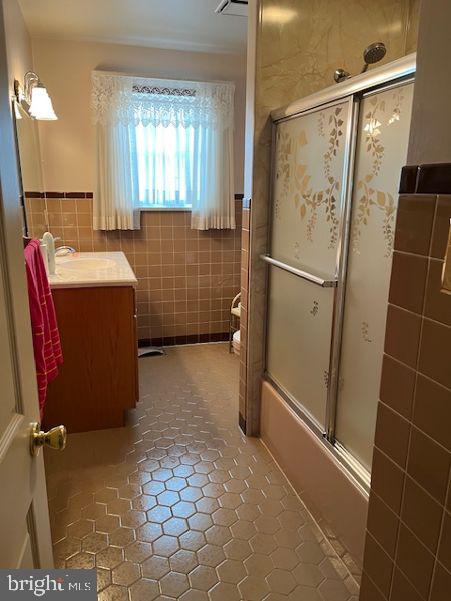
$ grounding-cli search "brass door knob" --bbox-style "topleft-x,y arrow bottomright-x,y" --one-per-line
30,422 -> 67,456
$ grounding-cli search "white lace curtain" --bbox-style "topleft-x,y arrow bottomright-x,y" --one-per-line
91,71 -> 235,230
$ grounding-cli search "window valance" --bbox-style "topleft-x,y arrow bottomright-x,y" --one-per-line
91,71 -> 235,130
91,70 -> 236,231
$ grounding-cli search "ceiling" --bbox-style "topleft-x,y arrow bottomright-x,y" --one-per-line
18,0 -> 248,54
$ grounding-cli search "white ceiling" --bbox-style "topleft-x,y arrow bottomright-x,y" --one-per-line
18,0 -> 248,54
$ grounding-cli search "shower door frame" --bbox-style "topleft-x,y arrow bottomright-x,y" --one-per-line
262,54 -> 416,493
262,94 -> 357,438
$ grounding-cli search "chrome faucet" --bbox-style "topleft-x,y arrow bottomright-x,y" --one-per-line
55,246 -> 77,256
41,232 -> 77,275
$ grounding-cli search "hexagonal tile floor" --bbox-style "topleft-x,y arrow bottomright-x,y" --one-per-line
44,343 -> 359,600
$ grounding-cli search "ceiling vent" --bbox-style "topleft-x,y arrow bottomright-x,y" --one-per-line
215,0 -> 248,17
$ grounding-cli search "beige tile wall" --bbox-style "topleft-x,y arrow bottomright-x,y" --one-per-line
360,194 -> 451,601
26,193 -> 242,345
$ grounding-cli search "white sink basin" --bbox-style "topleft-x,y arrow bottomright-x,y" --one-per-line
58,257 -> 117,271
49,252 -> 138,289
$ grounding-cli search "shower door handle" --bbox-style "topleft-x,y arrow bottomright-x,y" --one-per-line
260,255 -> 338,288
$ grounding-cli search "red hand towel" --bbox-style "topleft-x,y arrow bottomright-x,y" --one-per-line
24,239 -> 63,418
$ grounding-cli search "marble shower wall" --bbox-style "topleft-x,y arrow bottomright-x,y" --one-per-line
258,0 -> 418,114
243,0 -> 420,434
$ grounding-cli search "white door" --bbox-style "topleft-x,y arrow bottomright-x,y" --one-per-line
0,5 -> 53,569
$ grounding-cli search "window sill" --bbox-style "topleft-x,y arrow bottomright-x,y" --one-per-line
138,207 -> 192,212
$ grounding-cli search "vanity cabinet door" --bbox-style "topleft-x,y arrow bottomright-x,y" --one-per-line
43,285 -> 138,433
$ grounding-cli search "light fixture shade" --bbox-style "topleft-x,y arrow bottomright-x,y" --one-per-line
29,85 -> 58,120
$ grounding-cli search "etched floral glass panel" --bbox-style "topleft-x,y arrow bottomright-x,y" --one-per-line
271,100 -> 352,277
335,82 -> 414,470
266,266 -> 335,428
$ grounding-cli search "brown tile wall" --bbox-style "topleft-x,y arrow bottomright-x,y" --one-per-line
239,207 -> 250,431
360,193 -> 451,601
26,193 -> 242,346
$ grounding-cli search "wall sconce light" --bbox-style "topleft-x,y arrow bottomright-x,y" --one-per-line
14,71 -> 58,120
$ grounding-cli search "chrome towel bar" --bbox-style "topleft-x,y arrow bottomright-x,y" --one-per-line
260,255 -> 338,288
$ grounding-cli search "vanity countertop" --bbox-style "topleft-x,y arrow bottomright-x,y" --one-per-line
49,251 -> 137,289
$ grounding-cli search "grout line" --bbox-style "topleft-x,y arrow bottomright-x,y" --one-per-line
388,194 -> 438,601
372,481 -> 445,559
377,400 -> 451,456
427,208 -> 451,592
394,248 -> 436,260
389,302 -> 451,330
363,567 -> 392,601
384,355 -> 451,394
368,524 -> 435,601
428,467 -> 451,600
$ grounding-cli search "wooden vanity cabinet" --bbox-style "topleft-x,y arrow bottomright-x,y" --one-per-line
43,285 -> 138,433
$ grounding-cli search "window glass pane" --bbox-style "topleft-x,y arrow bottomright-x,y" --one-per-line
135,122 -> 196,207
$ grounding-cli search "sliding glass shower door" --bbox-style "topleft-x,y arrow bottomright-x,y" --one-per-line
334,82 -> 414,470
264,69 -> 415,480
265,99 -> 354,430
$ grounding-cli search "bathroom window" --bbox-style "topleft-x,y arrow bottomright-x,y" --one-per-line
134,121 -> 196,209
92,72 -> 236,230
